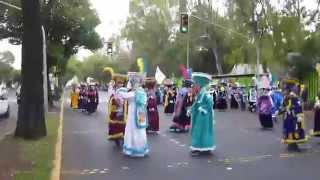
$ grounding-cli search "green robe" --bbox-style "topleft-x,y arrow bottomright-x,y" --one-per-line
191,88 -> 215,151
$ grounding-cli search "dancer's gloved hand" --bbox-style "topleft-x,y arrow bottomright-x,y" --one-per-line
198,107 -> 208,115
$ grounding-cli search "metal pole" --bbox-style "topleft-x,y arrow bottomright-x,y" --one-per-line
187,15 -> 190,69
0,1 -> 21,10
42,26 -> 48,113
187,30 -> 190,69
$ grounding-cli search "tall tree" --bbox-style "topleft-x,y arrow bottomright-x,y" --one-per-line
15,0 -> 46,139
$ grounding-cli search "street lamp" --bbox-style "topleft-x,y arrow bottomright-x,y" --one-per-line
0,0 -> 48,112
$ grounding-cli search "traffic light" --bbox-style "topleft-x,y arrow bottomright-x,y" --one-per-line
180,13 -> 189,33
107,42 -> 113,54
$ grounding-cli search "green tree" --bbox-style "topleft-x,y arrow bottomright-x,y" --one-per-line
0,0 -> 102,104
0,51 -> 15,81
15,0 -> 46,139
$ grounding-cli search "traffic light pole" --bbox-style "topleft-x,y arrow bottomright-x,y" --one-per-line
187,21 -> 190,69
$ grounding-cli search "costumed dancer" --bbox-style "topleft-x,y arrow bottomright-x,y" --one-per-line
248,86 -> 257,112
164,84 -> 176,114
239,87 -> 247,111
70,86 -> 79,109
121,72 -> 149,157
211,85 -> 217,109
107,74 -> 128,147
282,91 -> 308,151
86,84 -> 99,114
230,86 -> 239,109
78,84 -> 87,111
270,86 -> 284,122
145,78 -> 160,133
190,72 -> 215,156
311,94 -> 320,137
257,88 -> 273,129
170,79 -> 194,133
216,86 -> 227,110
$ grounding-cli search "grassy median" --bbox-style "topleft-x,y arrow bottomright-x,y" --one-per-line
14,114 -> 60,180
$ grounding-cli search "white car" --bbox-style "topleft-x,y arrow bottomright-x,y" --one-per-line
0,87 -> 9,118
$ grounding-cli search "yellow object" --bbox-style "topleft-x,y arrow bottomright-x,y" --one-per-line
103,67 -> 114,77
70,90 -> 79,109
137,58 -> 144,73
107,97 -> 128,124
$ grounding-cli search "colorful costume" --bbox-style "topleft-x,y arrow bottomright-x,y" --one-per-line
312,96 -> 320,137
164,87 -> 176,114
122,72 -> 149,157
170,79 -> 194,133
257,92 -> 273,128
145,78 -> 160,133
78,85 -> 87,110
282,93 -> 308,144
230,87 -> 239,109
86,85 -> 99,114
248,87 -> 257,112
107,74 -> 128,145
270,89 -> 284,121
216,86 -> 227,110
190,72 -> 215,154
70,87 -> 79,109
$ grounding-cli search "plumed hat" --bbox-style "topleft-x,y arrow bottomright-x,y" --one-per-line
112,73 -> 127,84
192,72 -> 212,88
144,77 -> 157,89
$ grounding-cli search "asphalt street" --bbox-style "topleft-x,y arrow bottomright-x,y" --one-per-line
61,91 -> 320,180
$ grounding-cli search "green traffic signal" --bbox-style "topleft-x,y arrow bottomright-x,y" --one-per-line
180,13 -> 188,33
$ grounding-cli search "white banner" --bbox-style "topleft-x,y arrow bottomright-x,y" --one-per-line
155,66 -> 166,84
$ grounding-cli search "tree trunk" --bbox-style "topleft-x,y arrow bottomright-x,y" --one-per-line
15,0 -> 46,139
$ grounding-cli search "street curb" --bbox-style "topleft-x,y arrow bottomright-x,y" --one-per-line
51,90 -> 65,180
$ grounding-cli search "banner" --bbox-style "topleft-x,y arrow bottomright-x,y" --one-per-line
155,66 -> 166,84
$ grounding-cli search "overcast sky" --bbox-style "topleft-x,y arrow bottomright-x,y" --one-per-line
0,0 -> 318,69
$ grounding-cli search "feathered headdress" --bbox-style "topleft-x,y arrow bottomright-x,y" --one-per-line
103,67 -> 114,77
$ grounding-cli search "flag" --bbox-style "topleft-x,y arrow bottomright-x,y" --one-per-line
155,66 -> 166,84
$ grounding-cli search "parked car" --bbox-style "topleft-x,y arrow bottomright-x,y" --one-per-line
0,87 -> 9,118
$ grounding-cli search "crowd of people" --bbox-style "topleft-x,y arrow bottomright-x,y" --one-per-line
70,71 -> 320,157
70,83 -> 99,114
105,71 -> 215,157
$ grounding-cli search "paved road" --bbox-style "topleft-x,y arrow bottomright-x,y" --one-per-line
61,91 -> 320,180
0,90 -> 18,139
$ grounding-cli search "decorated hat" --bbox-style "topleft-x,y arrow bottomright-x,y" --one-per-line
127,72 -> 145,88
145,77 -> 157,89
192,72 -> 212,88
183,79 -> 193,88
163,79 -> 174,86
112,73 -> 127,84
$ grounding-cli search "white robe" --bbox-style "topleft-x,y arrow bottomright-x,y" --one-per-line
121,91 -> 149,157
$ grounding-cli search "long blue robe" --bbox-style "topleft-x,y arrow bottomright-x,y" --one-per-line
191,88 -> 215,151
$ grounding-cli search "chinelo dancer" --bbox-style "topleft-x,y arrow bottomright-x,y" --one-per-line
282,91 -> 308,151
163,79 -> 176,114
145,77 -> 160,134
170,79 -> 194,133
120,72 -> 149,157
107,74 -> 128,147
257,88 -> 273,129
190,72 -> 215,156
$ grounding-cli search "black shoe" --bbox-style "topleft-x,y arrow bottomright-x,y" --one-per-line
191,151 -> 200,156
